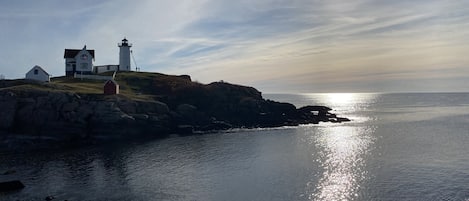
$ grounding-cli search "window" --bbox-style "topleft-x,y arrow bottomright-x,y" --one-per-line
107,66 -> 110,70
81,63 -> 88,69
34,69 -> 38,75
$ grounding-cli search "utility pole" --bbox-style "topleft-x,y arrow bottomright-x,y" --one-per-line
131,50 -> 139,72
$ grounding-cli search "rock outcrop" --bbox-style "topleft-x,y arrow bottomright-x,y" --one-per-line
0,90 -> 173,150
0,73 -> 350,151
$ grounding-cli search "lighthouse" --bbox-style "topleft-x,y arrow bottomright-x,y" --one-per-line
118,38 -> 132,71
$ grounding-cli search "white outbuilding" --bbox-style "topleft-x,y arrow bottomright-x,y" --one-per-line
25,65 -> 50,82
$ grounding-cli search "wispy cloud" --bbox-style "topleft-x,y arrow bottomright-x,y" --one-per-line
1,0 -> 469,92
164,0 -> 469,92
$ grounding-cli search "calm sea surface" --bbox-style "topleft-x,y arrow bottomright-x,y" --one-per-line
1,93 -> 469,201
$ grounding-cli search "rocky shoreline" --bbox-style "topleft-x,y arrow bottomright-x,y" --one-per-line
0,73 -> 350,151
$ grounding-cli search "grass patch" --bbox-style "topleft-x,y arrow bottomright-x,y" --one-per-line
1,71 -> 201,102
52,76 -> 104,94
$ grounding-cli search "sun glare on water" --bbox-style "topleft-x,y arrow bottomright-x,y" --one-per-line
307,126 -> 376,201
322,93 -> 358,105
299,93 -> 379,200
303,93 -> 379,121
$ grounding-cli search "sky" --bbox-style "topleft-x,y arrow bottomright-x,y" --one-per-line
1,0 -> 469,93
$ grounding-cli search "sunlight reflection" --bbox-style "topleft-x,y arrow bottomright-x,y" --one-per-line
323,93 -> 357,105
305,93 -> 379,108
310,126 -> 375,201
302,93 -> 379,123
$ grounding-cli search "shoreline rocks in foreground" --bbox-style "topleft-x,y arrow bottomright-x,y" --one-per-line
0,72 -> 350,151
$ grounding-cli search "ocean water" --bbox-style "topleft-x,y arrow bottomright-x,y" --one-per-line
1,93 -> 469,201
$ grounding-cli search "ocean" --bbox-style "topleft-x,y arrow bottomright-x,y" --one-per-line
1,93 -> 469,201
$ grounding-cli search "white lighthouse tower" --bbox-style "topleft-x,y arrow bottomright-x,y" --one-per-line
118,38 -> 132,71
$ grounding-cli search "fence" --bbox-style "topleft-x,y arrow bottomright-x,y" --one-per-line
74,71 -> 116,80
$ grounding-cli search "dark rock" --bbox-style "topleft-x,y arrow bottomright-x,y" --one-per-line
45,195 -> 55,201
177,125 -> 194,135
178,75 -> 191,81
2,170 -> 16,175
61,101 -> 79,112
117,100 -> 137,114
173,104 -> 211,127
177,104 -> 197,116
330,117 -> 351,123
136,101 -> 169,114
75,104 -> 94,124
201,121 -> 233,131
91,101 -> 135,124
0,180 -> 25,192
0,91 -> 17,129
132,114 -> 149,121
298,105 -> 332,112
239,97 -> 260,110
0,105 -> 16,129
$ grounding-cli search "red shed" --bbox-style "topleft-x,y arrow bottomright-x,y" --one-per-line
104,80 -> 119,95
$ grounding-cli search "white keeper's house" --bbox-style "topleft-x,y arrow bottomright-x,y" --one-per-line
64,46 -> 95,76
64,38 -> 133,77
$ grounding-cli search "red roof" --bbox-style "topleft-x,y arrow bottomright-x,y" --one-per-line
104,79 -> 119,86
64,49 -> 95,59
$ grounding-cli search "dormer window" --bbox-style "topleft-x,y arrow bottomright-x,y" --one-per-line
81,54 -> 88,60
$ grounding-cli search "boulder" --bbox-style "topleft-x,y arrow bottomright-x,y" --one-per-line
118,101 -> 137,114
153,101 -> 170,114
0,180 -> 25,192
201,121 -> 232,131
2,170 -> 16,175
298,105 -> 332,113
330,117 -> 351,123
175,104 -> 210,125
16,101 -> 35,124
177,104 -> 197,117
137,101 -> 169,114
177,125 -> 193,135
61,101 -> 79,112
91,101 -> 135,124
75,104 -> 95,124
178,75 -> 191,81
132,114 -> 149,121
239,97 -> 260,110
33,109 -> 59,125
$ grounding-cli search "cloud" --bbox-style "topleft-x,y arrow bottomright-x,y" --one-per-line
165,0 -> 469,92
1,0 -> 469,92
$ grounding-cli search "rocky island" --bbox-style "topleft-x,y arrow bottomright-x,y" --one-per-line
0,72 -> 349,151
